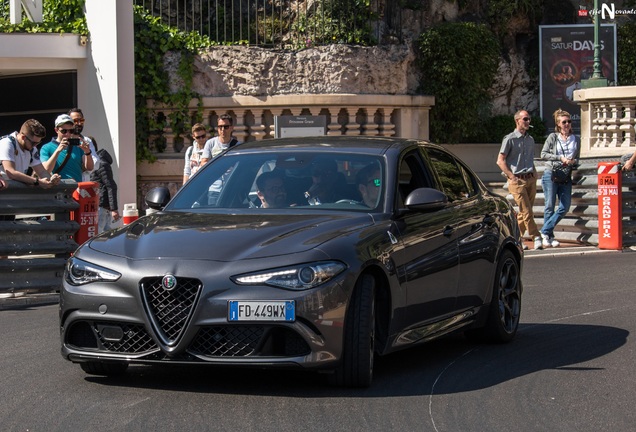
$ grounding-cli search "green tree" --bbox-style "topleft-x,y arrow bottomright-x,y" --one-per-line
417,22 -> 500,143
618,20 -> 636,86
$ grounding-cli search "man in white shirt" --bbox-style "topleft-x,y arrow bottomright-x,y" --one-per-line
0,119 -> 61,221
0,119 -> 61,189
200,114 -> 240,165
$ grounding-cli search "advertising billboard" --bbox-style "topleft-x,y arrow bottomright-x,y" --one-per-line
539,24 -> 617,134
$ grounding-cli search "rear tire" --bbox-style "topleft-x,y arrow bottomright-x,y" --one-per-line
80,361 -> 128,376
329,274 -> 376,388
467,250 -> 521,343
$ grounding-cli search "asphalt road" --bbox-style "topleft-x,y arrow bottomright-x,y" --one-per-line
1,251 -> 634,432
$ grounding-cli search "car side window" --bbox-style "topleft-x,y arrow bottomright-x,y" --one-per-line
425,148 -> 472,202
396,150 -> 431,207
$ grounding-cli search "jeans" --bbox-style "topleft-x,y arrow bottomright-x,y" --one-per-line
541,170 -> 572,237
98,207 -> 113,234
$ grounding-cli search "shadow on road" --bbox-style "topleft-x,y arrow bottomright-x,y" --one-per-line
83,322 -> 628,397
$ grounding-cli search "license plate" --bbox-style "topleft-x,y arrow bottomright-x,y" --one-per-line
228,300 -> 295,322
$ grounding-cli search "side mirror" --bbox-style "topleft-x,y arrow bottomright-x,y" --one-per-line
145,187 -> 171,210
405,188 -> 448,212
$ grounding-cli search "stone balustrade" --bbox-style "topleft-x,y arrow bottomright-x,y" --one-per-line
575,85 -> 636,158
147,94 -> 434,154
137,93 -> 434,207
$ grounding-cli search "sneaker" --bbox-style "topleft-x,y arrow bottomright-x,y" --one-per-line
533,236 -> 543,250
549,238 -> 560,248
541,233 -> 551,248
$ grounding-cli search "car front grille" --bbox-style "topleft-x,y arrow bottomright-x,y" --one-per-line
140,276 -> 202,346
189,326 -> 311,357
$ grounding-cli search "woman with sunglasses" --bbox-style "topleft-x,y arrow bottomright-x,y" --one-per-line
539,109 -> 580,248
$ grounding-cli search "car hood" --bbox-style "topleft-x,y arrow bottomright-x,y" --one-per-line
87,211 -> 374,261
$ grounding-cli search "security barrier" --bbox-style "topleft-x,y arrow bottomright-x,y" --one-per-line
597,162 -> 622,250
70,181 -> 99,246
0,179 -> 79,297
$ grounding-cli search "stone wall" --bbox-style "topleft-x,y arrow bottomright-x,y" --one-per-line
167,42 -> 420,97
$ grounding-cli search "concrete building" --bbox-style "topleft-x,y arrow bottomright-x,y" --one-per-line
0,0 -> 136,207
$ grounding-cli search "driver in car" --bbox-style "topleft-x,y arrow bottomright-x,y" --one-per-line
256,170 -> 289,208
305,159 -> 347,204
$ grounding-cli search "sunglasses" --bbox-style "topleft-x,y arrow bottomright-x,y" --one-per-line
561,120 -> 572,124
73,118 -> 85,125
58,128 -> 73,134
194,134 -> 207,139
217,125 -> 231,130
522,117 -> 531,122
22,133 -> 41,146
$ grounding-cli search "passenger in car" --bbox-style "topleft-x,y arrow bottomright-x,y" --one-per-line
256,170 -> 289,208
356,163 -> 382,208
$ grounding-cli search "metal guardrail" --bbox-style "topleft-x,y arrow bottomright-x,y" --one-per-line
134,0 -> 402,48
0,179 -> 79,297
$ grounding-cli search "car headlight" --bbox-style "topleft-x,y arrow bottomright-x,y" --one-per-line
65,257 -> 121,286
232,261 -> 346,290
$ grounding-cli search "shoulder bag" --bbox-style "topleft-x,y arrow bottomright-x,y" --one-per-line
551,140 -> 572,184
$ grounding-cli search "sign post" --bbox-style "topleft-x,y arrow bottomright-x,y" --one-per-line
597,162 -> 622,250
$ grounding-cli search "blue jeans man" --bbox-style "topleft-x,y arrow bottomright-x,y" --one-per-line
541,170 -> 572,245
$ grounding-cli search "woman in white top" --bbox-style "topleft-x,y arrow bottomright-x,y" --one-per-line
539,109 -> 581,248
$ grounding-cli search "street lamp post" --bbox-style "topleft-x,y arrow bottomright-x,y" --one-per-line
582,0 -> 609,88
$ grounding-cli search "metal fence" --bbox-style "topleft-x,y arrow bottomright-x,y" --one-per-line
134,0 -> 402,48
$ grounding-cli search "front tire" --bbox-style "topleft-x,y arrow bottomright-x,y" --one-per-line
468,250 -> 521,343
329,274 -> 376,388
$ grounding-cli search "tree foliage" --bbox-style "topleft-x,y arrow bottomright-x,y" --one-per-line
417,22 -> 500,143
133,6 -> 214,161
0,0 -> 87,34
618,20 -> 636,86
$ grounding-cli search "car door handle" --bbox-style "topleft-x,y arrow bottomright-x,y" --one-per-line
443,225 -> 454,236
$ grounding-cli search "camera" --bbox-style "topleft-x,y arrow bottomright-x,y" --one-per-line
68,138 -> 81,146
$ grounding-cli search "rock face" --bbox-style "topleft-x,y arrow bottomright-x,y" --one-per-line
180,43 -> 418,97
175,42 -> 535,117
161,0 -> 538,116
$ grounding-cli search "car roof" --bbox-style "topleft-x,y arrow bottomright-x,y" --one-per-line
228,136 -> 430,155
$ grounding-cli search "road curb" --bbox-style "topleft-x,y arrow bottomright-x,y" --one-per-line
524,246 -> 633,259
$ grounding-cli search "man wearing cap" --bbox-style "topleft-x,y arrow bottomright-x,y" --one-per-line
39,114 -> 94,182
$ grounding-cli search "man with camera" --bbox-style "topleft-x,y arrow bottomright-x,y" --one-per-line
39,114 -> 94,182
68,108 -> 100,181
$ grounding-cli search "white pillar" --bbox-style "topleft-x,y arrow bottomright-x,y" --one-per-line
84,0 -> 136,208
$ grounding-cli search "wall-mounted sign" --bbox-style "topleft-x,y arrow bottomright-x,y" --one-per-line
274,115 -> 327,138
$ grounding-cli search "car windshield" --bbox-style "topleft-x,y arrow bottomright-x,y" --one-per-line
168,151 -> 385,212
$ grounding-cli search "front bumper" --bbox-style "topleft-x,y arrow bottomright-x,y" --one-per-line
60,268 -> 351,370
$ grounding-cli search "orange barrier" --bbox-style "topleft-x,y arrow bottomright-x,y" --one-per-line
597,162 -> 622,250
71,181 -> 99,246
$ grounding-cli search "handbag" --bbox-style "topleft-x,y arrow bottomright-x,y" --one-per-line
551,139 -> 572,184
551,164 -> 572,184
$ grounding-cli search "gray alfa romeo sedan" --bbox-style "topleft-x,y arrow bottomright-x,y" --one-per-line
60,136 -> 524,387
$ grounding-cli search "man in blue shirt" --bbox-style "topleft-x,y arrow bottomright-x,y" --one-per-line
39,114 -> 94,182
